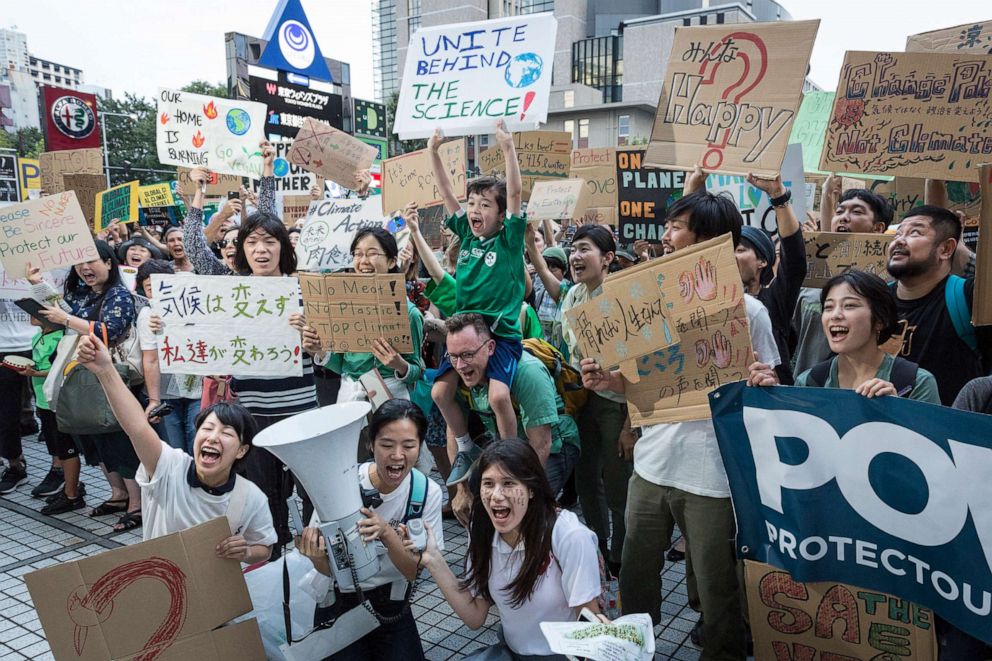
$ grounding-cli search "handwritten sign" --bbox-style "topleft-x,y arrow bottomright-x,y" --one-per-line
571,148 -> 618,226
974,164 -> 992,326
39,148 -> 102,195
907,21 -> 992,55
299,272 -> 413,353
0,192 -> 98,276
619,234 -> 751,425
616,149 -> 684,246
138,183 -> 176,208
157,89 -> 267,178
150,275 -> 303,377
802,232 -> 894,288
381,139 -> 466,214
644,21 -> 820,177
393,13 -> 558,140
175,167 -> 242,198
295,197 -> 385,272
479,130 -> 571,200
526,179 -> 589,222
820,51 -> 992,182
61,173 -> 105,228
0,265 -> 68,299
745,562 -> 936,661
288,118 -> 378,190
95,181 -> 139,230
281,194 -> 313,227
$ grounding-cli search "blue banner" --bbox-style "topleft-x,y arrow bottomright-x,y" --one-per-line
710,382 -> 992,645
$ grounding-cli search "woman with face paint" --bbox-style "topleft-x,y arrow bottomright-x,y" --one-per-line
412,439 -> 604,659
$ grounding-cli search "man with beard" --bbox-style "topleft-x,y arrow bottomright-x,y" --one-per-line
886,205 -> 989,405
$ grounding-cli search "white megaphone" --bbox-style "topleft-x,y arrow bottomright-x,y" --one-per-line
254,402 -> 379,590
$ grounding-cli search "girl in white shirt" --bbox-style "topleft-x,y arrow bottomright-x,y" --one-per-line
414,438 -> 603,659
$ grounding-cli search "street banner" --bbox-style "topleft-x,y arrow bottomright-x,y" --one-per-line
41,86 -> 101,151
295,197 -> 385,272
570,148 -> 618,226
616,149 -> 684,246
288,118 -> 377,190
0,192 -> 98,276
802,232 -> 895,288
907,21 -> 992,55
479,130 -> 571,200
382,139 -> 466,214
62,173 -> 105,228
95,180 -> 140,230
39,148 -> 102,195
710,382 -> 992,646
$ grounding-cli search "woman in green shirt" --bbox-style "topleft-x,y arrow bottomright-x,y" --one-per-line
750,271 -> 939,403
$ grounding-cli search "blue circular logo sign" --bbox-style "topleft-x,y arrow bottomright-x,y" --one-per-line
226,108 -> 252,135
279,19 -> 316,69
274,158 -> 290,177
51,96 -> 96,139
505,53 -> 544,89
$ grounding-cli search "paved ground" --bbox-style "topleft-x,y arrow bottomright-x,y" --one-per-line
0,431 -> 705,660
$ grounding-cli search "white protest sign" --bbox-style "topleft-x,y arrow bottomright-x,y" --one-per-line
150,275 -> 303,377
540,614 -> 655,661
295,197 -> 386,272
0,192 -> 98,277
157,89 -> 268,178
0,265 -> 69,300
393,13 -> 558,140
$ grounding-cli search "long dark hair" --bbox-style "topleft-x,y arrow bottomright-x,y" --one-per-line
234,211 -> 297,275
462,439 -> 558,607
350,226 -> 400,274
820,271 -> 898,345
64,240 -> 124,296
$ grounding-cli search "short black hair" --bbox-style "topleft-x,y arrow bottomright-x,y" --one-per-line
467,175 -> 507,216
573,224 -> 616,256
820,271 -> 898,345
194,401 -> 258,471
135,259 -> 175,293
901,205 -> 961,244
665,191 -> 742,247
234,212 -> 297,275
368,399 -> 428,445
839,189 -> 894,226
350,226 -> 399,273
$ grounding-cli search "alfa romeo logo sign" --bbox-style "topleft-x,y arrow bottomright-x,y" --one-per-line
51,96 -> 96,139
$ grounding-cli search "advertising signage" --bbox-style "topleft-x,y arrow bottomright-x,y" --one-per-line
248,73 -> 343,138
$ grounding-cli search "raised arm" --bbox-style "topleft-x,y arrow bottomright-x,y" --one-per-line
257,140 -> 277,215
418,525 -> 492,630
525,223 -> 563,301
495,120 -> 521,217
747,172 -> 800,239
138,224 -> 168,254
684,164 -> 708,196
182,167 -> 232,275
404,204 -> 446,284
822,174 -> 842,221
428,129 -> 463,216
924,179 -> 949,208
203,200 -> 239,244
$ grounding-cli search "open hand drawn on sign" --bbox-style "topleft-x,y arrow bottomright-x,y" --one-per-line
694,330 -> 734,369
678,257 -> 719,304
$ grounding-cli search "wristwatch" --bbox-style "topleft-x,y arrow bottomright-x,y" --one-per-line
769,189 -> 792,208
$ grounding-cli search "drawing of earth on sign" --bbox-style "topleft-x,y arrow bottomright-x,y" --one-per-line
226,108 -> 252,136
505,53 -> 543,88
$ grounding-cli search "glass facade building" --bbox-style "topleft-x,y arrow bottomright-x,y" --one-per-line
572,35 -> 623,103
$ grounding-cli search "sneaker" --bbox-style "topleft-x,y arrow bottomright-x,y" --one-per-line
41,491 -> 86,515
446,444 -> 482,486
0,463 -> 28,495
689,615 -> 704,648
31,467 -> 65,498
46,482 -> 86,504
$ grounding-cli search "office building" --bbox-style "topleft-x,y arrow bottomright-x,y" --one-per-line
29,55 -> 84,89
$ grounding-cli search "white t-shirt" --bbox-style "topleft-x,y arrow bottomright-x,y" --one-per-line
136,442 -> 277,545
302,463 -> 444,599
0,300 -> 34,353
633,294 -> 780,498
137,306 -> 203,399
475,509 -> 601,656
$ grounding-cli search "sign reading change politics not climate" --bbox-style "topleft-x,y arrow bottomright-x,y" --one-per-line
393,13 -> 558,140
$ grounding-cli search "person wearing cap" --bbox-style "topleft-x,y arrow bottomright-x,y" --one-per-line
118,236 -> 165,268
532,245 -> 570,345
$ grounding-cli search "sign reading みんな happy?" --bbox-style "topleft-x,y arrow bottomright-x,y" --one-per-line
393,13 -> 558,140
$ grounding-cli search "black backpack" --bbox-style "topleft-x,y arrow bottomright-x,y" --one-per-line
806,357 -> 918,397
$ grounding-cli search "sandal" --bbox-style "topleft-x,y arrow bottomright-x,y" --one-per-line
113,510 -> 142,532
89,498 -> 128,517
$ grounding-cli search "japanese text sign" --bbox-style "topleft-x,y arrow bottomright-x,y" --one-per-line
526,179 -> 590,222
157,89 -> 267,178
0,191 -> 97,276
802,232 -> 895,288
479,130 -> 571,200
299,273 -> 413,353
820,51 -> 992,182
644,20 -> 820,177
288,118 -> 378,190
150,275 -> 303,377
382,139 -> 466,214
95,180 -> 140,230
393,13 -> 558,140
39,147 -> 102,195
570,148 -> 618,226
295,197 -> 386,272
907,21 -> 992,55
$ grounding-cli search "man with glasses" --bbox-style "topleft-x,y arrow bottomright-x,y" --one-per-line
443,312 -> 579,525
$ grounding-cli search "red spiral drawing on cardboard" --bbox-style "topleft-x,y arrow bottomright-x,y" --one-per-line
66,557 -> 188,660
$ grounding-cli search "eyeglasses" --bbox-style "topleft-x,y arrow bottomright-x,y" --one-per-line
351,250 -> 386,260
446,340 -> 492,365
218,239 -> 237,248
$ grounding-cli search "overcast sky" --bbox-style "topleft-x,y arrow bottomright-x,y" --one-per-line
3,0 -> 989,102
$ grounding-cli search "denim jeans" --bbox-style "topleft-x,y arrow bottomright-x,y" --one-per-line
162,397 -> 201,454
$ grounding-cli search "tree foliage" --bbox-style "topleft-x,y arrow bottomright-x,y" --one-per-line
0,127 -> 44,158
181,80 -> 228,98
386,90 -> 426,156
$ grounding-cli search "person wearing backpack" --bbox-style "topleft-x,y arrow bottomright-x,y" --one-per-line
296,399 -> 443,661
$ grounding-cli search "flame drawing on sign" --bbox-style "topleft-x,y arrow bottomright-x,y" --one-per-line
203,101 -> 218,119
67,557 -> 188,661
697,33 -> 768,170
192,131 -> 205,148
159,113 -> 169,125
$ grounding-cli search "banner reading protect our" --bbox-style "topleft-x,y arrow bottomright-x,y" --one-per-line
710,382 -> 992,645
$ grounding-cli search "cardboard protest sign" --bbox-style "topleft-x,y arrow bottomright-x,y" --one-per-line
570,148 -> 618,226
39,147 -> 102,195
745,561 -> 937,661
299,272 -> 413,353
175,167 -> 242,198
281,194 -> 313,227
288,118 -> 378,190
0,191 -> 98,276
150,275 -> 303,377
802,232 -> 895,288
619,234 -> 752,425
416,203 -> 449,250
616,148 -> 684,246
644,20 -> 820,177
95,180 -> 140,230
820,51 -> 992,182
139,182 -> 177,208
24,517 -> 264,661
381,139 -> 466,214
479,130 -> 571,200
62,172 -> 105,228
526,179 -> 590,222
295,197 -> 386,271
393,13 -> 558,140
157,89 -> 267,178
907,21 -> 992,55
974,164 -> 992,326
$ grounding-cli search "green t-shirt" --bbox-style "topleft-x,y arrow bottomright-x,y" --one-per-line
795,353 -> 940,404
445,210 -> 526,339
459,352 -> 579,454
321,300 -> 425,384
425,273 -> 457,318
31,329 -> 65,410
